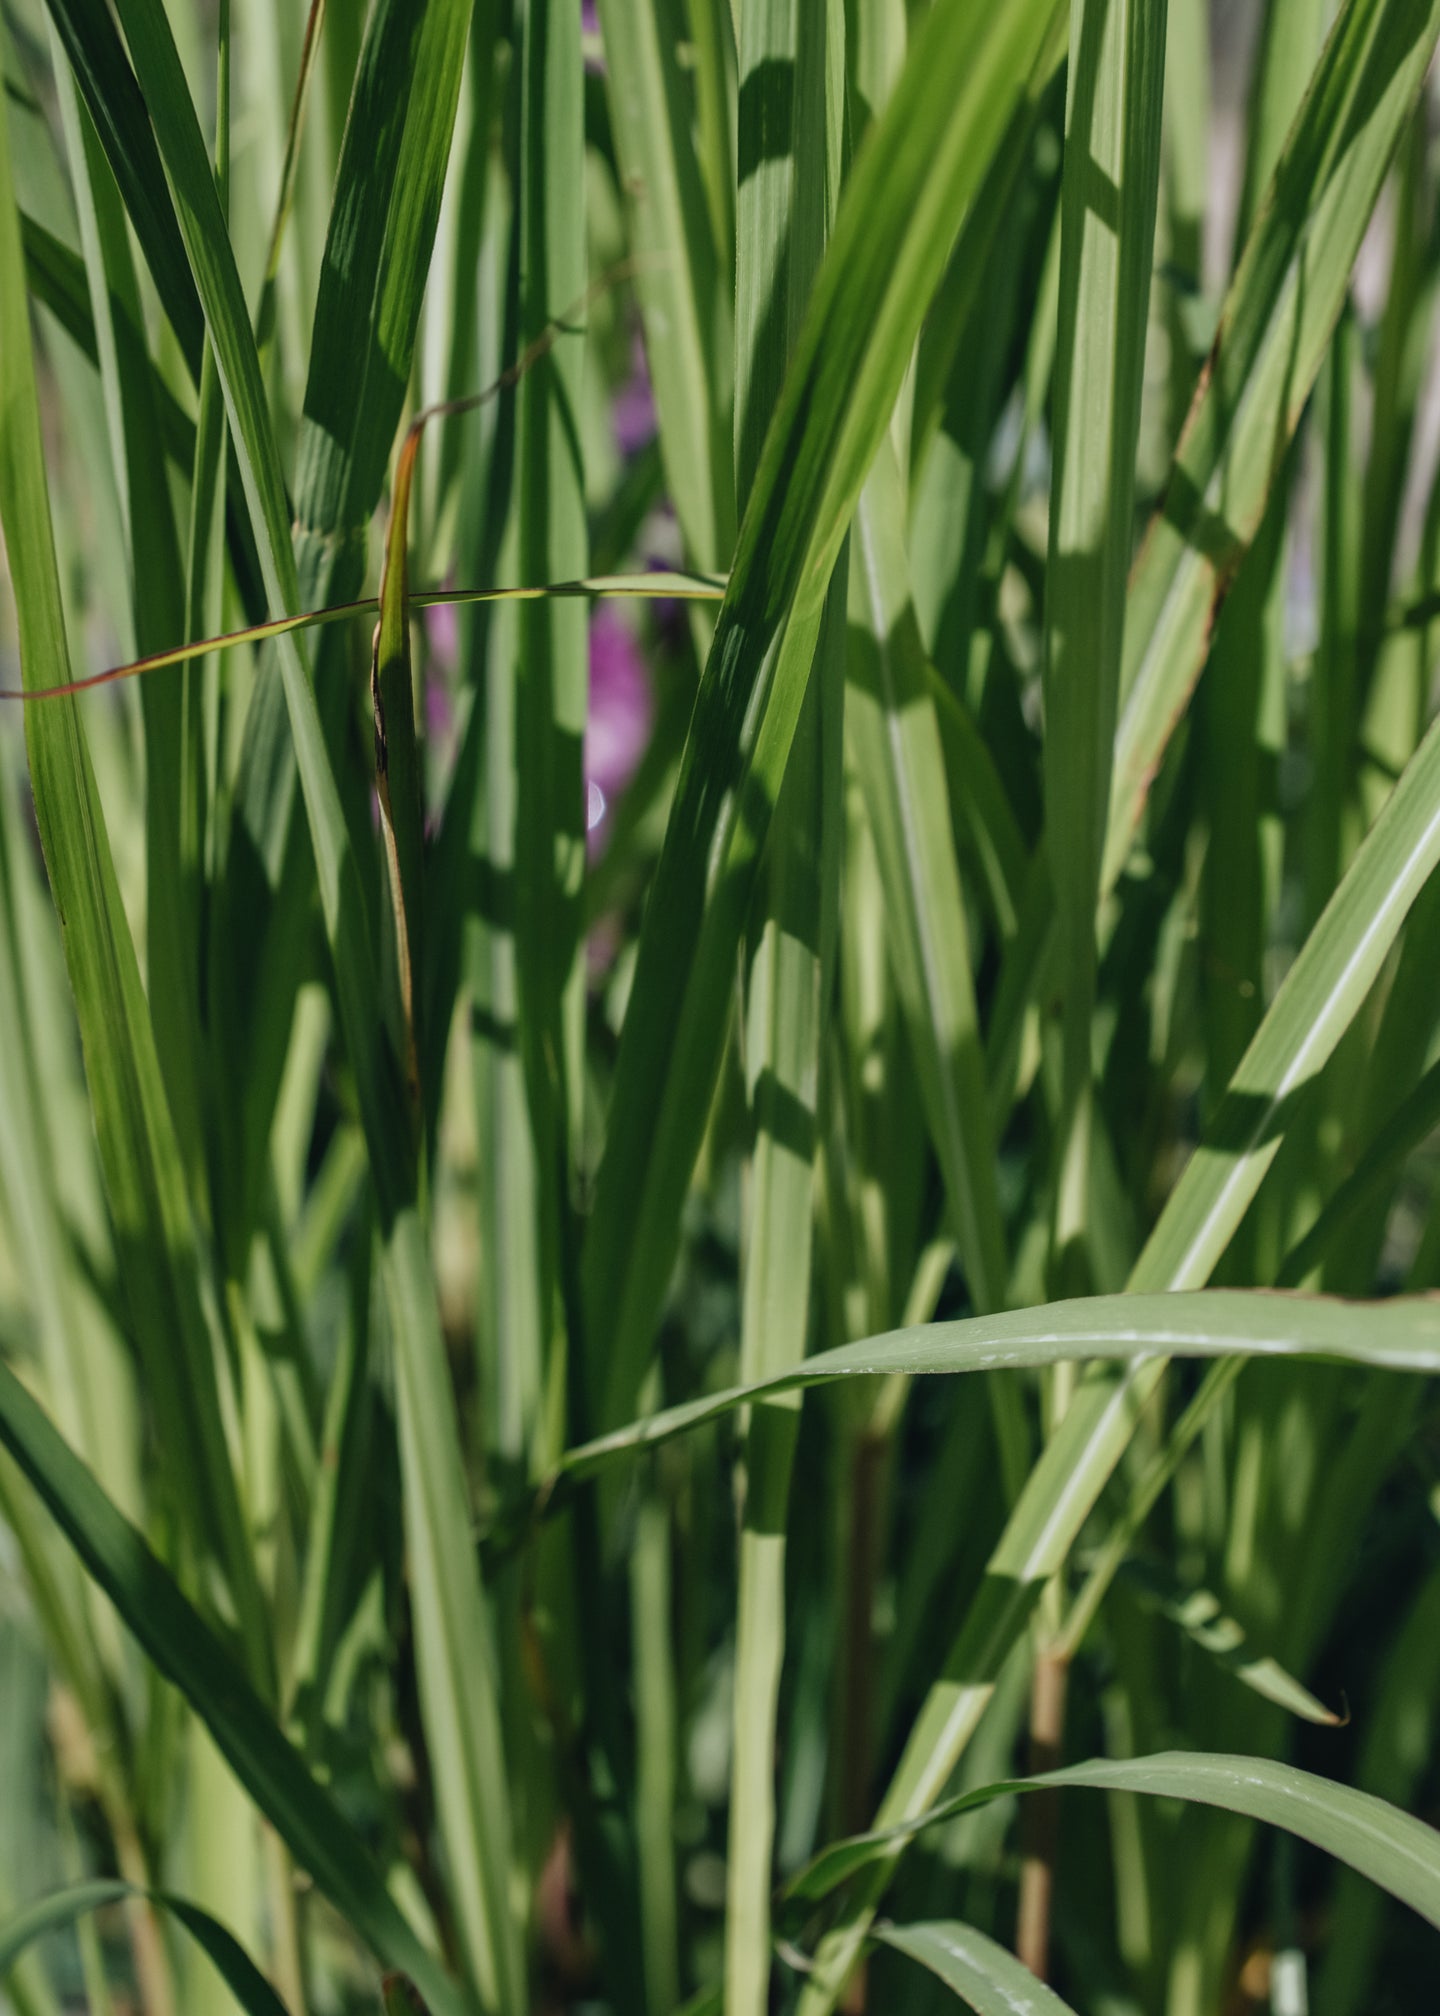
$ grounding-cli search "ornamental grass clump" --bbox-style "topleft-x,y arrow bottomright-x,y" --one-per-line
5,0 -> 1440,2012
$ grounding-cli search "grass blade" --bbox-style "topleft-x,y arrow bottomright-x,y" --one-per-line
595,0 -> 735,572
877,1921 -> 1078,2015
585,0 -> 1065,1426
1316,1562 -> 1440,2013
17,206 -> 265,617
1113,1559 -> 1340,1726
789,1752 -> 1440,1932
0,1884 -> 287,2016
511,0 -> 588,1450
212,0 -> 475,1253
1107,0 -> 1440,890
50,25 -> 210,1205
1042,0 -> 1165,1277
1134,689 -> 1440,1295
40,0 -> 204,373
725,8 -> 843,2004
554,1289 -> 1440,1486
0,43 -> 264,1662
848,440 -> 1007,1315
0,1358 -> 462,2016
96,8 -> 525,2001
372,432 -> 427,1119
802,648 -> 1440,1996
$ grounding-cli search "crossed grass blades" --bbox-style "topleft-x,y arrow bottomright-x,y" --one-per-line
6,0 -> 1440,2013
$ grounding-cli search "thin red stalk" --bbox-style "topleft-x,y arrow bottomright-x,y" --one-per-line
0,578 -> 722,704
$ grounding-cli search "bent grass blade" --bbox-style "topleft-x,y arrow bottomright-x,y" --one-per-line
547,1290 -> 1440,1489
785,1753 -> 1440,1932
0,1356 -> 463,2016
877,1921 -> 1078,2015
0,1883 -> 288,2016
585,0 -> 1067,1431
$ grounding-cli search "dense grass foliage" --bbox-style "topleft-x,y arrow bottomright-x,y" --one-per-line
6,0 -> 1440,2011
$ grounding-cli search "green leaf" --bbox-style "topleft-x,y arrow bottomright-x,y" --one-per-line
95,0 -> 411,1236
789,1753 -> 1440,1931
384,1217 -> 525,2016
596,0 -> 735,571
41,0 -> 205,373
76,10 -> 525,2002
212,0 -> 477,1256
0,1883 -> 287,2016
252,0 -> 328,371
0,31 -> 264,1661
372,426 -> 427,1121
50,25 -> 209,1205
18,205 -> 265,618
292,0 -> 474,554
1115,1559 -> 1340,1726
1318,1561 -> 1440,2013
725,10 -> 843,2008
847,440 -> 1007,1315
1107,0 -> 1440,891
1042,0 -> 1166,1271
19,211 -> 195,490
555,1289 -> 1440,1484
510,0 -> 589,1458
1277,1048 -> 1440,1288
585,0 -> 1066,1427
924,667 -> 1028,945
876,1921 -> 1077,2015
1132,655 -> 1440,1301
0,1356 -> 462,2016
794,13 -> 1440,1963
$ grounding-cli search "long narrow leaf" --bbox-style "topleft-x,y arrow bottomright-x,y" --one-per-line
1107,0 -> 1440,889
1042,0 -> 1165,1269
586,0 -> 1065,1426
725,8 -> 841,2006
0,1357 -> 462,2016
877,1921 -> 1078,2015
41,0 -> 204,372
788,1753 -> 1440,1932
848,442 -> 1007,1313
595,0 -> 735,572
554,1290 -> 1440,1485
0,38 -> 264,1661
0,1884 -> 287,2016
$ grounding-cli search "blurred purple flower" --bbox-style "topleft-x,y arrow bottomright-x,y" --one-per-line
613,333 -> 657,457
425,670 -> 455,744
424,596 -> 459,676
638,502 -> 689,644
586,910 -> 623,982
582,0 -> 604,72
585,607 -> 653,857
423,591 -> 459,756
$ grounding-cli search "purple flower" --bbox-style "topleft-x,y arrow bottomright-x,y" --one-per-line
638,504 -> 689,645
613,332 -> 657,458
423,592 -> 459,755
425,670 -> 454,743
424,596 -> 459,676
585,607 -> 653,857
582,0 -> 604,72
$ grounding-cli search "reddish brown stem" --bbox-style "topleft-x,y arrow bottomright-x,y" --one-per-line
1016,1649 -> 1070,1980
